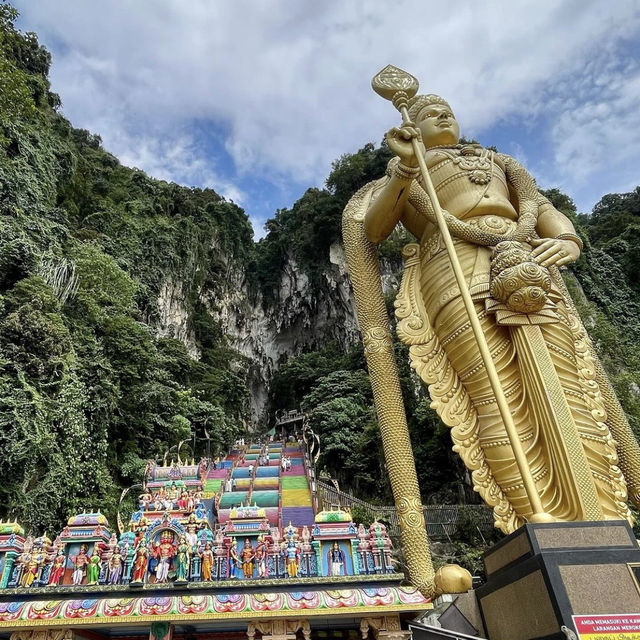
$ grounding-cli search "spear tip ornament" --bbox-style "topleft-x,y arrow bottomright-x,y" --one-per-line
371,65 -> 419,103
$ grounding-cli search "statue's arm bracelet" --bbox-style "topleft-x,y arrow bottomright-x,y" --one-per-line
555,232 -> 583,251
393,163 -> 421,181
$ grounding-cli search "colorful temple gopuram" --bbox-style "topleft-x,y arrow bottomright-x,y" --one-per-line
0,440 -> 430,640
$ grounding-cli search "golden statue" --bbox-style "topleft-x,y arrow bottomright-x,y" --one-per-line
342,66 -> 640,596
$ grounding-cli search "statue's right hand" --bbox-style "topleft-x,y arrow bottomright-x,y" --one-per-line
386,124 -> 421,167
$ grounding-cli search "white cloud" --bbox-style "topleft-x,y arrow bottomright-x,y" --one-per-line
14,0 -> 640,216
525,45 -> 640,211
552,60 -> 640,179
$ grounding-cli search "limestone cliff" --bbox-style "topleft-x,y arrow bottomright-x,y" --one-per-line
155,240 -> 403,421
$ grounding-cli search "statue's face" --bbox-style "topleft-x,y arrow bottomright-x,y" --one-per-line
416,104 -> 460,148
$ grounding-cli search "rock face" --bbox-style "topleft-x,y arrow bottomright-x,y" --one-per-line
156,277 -> 200,359
155,240 -> 401,422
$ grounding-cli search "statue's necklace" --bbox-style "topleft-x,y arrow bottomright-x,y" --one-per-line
429,144 -> 493,185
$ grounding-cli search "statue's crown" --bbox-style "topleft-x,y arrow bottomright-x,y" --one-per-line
407,94 -> 452,122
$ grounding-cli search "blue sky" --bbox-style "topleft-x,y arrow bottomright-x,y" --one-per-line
14,0 -> 640,238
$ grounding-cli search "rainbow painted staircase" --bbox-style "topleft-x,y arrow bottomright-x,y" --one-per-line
280,446 -> 314,529
208,441 -> 315,531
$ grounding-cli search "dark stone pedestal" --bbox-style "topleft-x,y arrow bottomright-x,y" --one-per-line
475,521 -> 640,640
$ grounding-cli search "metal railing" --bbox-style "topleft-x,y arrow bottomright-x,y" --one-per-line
316,481 -> 494,542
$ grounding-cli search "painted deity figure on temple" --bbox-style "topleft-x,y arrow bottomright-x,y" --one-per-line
31,541 -> 48,585
166,482 -> 179,504
19,547 -> 42,588
134,514 -> 151,539
71,545 -> 89,586
131,539 -> 149,584
20,555 -> 36,588
184,514 -> 199,548
154,531 -> 176,583
86,546 -> 102,585
328,542 -> 345,577
344,89 -> 640,533
107,546 -> 124,585
182,490 -> 192,508
16,547 -> 29,588
139,489 -> 152,510
229,538 -> 240,579
48,549 -> 66,586
214,527 -> 225,551
200,541 -> 214,581
285,540 -> 299,578
107,532 -> 118,556
175,536 -> 191,582
271,526 -> 280,549
255,535 -> 267,578
241,538 -> 255,579
283,522 -> 298,544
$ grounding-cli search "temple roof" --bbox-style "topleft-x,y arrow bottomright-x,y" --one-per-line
314,508 -> 352,523
66,512 -> 109,527
0,522 -> 23,536
0,577 -> 430,630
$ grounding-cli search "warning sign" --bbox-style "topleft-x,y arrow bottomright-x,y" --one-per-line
573,614 -> 640,640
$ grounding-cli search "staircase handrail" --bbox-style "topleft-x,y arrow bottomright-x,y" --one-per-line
315,480 -> 494,542
303,451 -> 319,514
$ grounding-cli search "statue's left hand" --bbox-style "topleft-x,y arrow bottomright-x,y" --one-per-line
530,238 -> 579,267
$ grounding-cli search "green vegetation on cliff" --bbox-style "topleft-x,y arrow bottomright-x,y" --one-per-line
251,143 -> 393,302
0,6 -> 248,532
